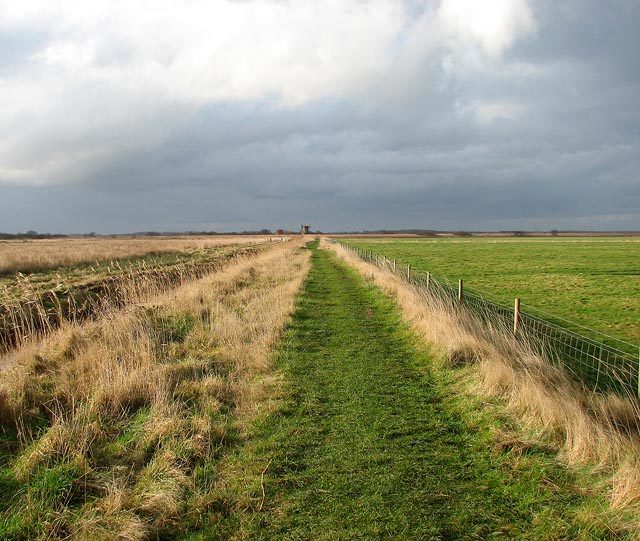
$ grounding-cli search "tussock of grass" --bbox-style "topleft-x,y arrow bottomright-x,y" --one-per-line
329,238 -> 640,534
0,240 -> 310,539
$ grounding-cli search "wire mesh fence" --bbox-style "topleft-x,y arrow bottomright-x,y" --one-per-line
336,241 -> 640,398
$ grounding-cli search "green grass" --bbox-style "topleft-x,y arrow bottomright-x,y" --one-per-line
188,244 -> 619,539
0,302 -> 237,540
341,237 -> 640,346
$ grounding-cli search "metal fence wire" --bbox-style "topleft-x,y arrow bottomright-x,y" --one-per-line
336,241 -> 640,398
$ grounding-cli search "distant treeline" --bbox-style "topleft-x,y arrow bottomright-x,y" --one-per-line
331,229 -> 640,237
3,229 -> 637,239
0,232 -> 68,240
133,229 -> 304,236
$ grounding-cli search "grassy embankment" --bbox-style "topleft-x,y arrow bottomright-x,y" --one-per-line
188,243 -> 625,539
341,237 -> 640,345
330,240 -> 640,530
0,240 -> 309,539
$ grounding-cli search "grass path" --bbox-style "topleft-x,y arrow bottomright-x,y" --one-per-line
193,244 -> 608,539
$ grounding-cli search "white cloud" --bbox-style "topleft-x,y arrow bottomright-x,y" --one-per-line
1,0 -> 538,105
437,0 -> 535,59
0,0 -> 539,186
5,0 -> 406,105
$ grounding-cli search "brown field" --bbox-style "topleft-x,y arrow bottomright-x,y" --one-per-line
0,238 -> 286,354
0,235 -> 280,276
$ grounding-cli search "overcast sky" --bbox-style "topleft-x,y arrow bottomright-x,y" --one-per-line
0,0 -> 639,233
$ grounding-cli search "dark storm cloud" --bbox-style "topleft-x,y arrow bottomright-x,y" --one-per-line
0,0 -> 638,233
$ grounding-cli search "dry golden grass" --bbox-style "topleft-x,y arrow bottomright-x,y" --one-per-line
327,239 -> 640,522
0,240 -> 279,354
0,235 -> 277,275
0,239 -> 310,539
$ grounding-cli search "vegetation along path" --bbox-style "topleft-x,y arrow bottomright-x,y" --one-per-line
195,243 -> 608,540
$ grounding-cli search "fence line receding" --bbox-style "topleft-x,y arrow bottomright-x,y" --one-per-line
334,241 -> 640,398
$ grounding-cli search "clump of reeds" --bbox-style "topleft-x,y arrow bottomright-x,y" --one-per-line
0,240 -> 309,539
327,239 -> 640,524
0,235 -> 279,275
0,242 -> 275,354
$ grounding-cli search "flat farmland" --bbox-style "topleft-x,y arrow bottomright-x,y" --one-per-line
341,237 -> 640,346
1,238 -> 639,538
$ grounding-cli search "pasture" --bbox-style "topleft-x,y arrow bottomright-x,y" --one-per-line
341,237 -> 640,345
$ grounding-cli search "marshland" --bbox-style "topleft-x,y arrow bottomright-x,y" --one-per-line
0,234 -> 639,539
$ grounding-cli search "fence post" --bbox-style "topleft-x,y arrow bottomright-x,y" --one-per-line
426,271 -> 430,288
393,259 -> 396,272
458,279 -> 463,301
514,298 -> 520,335
407,264 -> 411,281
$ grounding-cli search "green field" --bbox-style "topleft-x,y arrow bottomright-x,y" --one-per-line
341,237 -> 640,346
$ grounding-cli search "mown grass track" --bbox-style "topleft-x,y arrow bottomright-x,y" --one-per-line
192,243 -> 609,540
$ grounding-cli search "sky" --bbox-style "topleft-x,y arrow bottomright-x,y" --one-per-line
0,0 -> 639,233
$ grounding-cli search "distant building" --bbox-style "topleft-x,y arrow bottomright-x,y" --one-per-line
301,224 -> 310,235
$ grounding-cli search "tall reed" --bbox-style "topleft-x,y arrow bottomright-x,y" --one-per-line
0,235 -> 276,275
0,243 -> 271,353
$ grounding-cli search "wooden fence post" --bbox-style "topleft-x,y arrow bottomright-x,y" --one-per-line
407,264 -> 411,281
393,259 -> 396,272
458,279 -> 463,301
637,348 -> 640,398
514,298 -> 521,335
426,271 -> 430,288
